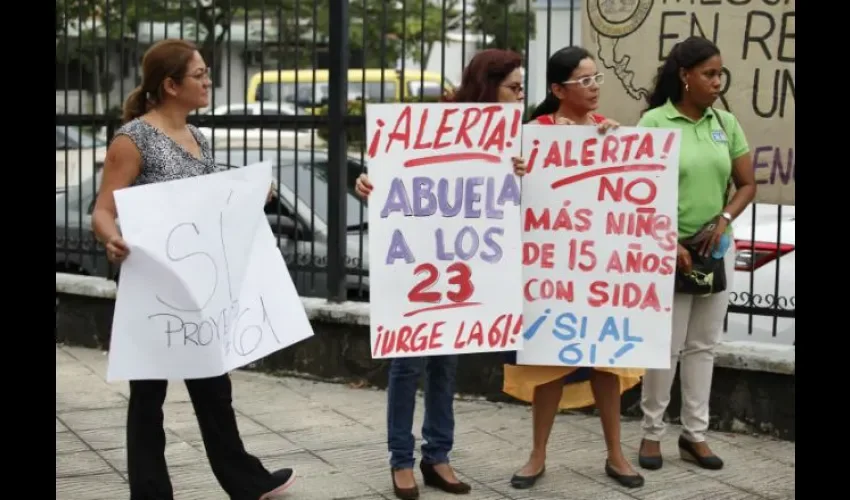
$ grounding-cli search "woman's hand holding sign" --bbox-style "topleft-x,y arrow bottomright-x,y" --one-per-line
106,235 -> 131,264
596,118 -> 620,133
355,173 -> 373,199
512,157 -> 527,177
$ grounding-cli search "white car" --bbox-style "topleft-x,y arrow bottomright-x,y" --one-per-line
725,203 -> 795,345
202,101 -> 304,116
197,101 -> 326,150
56,126 -> 107,193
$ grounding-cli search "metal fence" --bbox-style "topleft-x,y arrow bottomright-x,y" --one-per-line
55,0 -> 794,345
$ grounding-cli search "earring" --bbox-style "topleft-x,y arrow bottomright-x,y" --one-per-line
685,83 -> 689,92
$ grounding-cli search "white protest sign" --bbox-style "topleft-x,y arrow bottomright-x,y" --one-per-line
366,102 -> 525,358
518,125 -> 681,369
107,161 -> 315,381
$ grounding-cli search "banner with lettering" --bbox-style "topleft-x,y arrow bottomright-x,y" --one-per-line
366,102 -> 525,358
517,125 -> 681,369
106,161 -> 315,381
581,0 -> 795,205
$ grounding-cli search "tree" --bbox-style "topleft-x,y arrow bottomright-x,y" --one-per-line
56,0 -> 118,97
468,0 -> 535,54
346,0 -> 460,67
57,1 -> 319,85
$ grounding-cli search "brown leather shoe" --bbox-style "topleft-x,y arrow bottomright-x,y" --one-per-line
391,469 -> 419,500
419,462 -> 471,494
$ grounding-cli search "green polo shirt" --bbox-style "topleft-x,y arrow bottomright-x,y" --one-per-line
637,99 -> 749,239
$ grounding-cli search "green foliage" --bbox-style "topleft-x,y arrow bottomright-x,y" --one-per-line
347,0 -> 459,67
469,0 -> 536,54
56,0 -> 320,85
56,0 -> 537,93
57,0 -> 467,68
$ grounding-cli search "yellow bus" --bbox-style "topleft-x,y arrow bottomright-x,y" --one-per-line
246,68 -> 453,111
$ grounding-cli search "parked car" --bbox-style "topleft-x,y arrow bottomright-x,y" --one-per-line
215,148 -> 370,299
726,203 -> 795,345
55,148 -> 370,300
202,101 -> 306,118
55,171 -> 106,276
197,101 -> 325,151
56,125 -> 106,193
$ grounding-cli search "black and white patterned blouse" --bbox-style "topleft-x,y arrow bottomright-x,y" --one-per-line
113,118 -> 219,186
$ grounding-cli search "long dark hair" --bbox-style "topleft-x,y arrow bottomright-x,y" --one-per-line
528,46 -> 592,122
444,48 -> 523,103
645,36 -> 721,112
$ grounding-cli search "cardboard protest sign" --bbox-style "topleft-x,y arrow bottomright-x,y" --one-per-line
366,102 -> 525,358
518,125 -> 681,369
582,0 -> 795,205
106,161 -> 315,381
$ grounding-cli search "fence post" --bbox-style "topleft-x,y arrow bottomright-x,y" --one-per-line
326,0 -> 350,303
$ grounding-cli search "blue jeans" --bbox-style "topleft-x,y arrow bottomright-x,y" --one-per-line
386,355 -> 458,470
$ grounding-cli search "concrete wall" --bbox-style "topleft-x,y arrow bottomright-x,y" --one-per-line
56,272 -> 795,442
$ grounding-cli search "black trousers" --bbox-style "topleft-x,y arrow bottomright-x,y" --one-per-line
126,374 -> 275,500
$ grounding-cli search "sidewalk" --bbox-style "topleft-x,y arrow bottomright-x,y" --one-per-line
57,345 -> 795,499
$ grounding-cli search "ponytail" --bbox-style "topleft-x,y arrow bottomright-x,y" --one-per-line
528,92 -> 560,122
644,57 -> 682,112
121,86 -> 149,123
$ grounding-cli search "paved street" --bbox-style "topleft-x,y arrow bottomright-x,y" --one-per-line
57,345 -> 795,499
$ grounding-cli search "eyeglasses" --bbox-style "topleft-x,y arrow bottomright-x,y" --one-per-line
562,73 -> 604,88
188,67 -> 211,80
501,83 -> 524,94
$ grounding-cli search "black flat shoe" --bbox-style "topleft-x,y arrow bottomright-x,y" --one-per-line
259,468 -> 296,499
391,468 -> 419,500
419,462 -> 471,495
605,460 -> 644,488
638,439 -> 663,470
678,436 -> 724,470
510,465 -> 545,489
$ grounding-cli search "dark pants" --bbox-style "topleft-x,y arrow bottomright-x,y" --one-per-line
386,355 -> 458,470
127,374 -> 275,500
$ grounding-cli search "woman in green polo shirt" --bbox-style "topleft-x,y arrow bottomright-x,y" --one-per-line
635,37 -> 756,471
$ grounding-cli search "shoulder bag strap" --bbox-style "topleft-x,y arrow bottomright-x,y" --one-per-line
711,107 -> 733,206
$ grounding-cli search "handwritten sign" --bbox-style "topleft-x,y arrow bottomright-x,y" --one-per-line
366,102 -> 525,358
106,161 -> 315,381
517,125 -> 680,369
582,0 -> 795,205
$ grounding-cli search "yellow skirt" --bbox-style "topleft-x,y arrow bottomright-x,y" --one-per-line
503,364 -> 644,411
